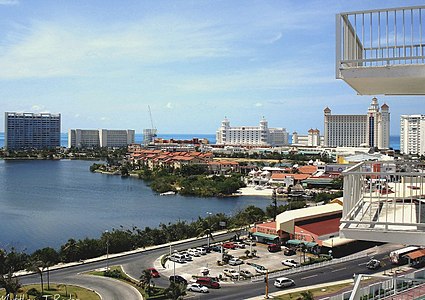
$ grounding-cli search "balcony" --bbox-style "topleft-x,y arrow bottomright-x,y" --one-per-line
340,161 -> 425,245
336,6 -> 425,95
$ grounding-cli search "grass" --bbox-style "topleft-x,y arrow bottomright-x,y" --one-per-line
0,283 -> 100,300
273,282 -> 353,299
88,265 -> 167,299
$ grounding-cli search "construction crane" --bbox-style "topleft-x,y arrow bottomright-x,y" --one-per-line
143,106 -> 157,146
148,105 -> 156,134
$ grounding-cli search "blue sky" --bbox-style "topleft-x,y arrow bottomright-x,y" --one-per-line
0,0 -> 424,135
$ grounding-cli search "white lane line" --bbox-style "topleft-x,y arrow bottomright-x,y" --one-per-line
358,262 -> 367,266
332,267 -> 347,272
301,274 -> 318,280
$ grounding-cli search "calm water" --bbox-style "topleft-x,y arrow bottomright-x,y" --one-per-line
0,159 -> 269,253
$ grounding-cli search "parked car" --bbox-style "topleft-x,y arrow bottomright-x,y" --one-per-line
169,275 -> 187,285
180,252 -> 192,261
234,242 -> 246,249
268,244 -> 281,252
366,259 -> 381,270
240,270 -> 254,278
196,277 -> 220,289
222,242 -> 237,249
148,267 -> 160,278
187,283 -> 209,293
170,254 -> 185,263
223,268 -> 240,279
243,239 -> 256,246
282,259 -> 300,268
228,258 -> 244,266
284,248 -> 296,256
196,247 -> 207,255
254,265 -> 268,274
274,277 -> 295,288
211,245 -> 222,252
187,248 -> 201,257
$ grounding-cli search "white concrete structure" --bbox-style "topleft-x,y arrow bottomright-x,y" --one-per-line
336,5 -> 425,95
216,117 -> 288,147
143,128 -> 157,146
292,129 -> 324,146
324,98 -> 390,149
400,114 -> 425,156
68,129 -> 135,148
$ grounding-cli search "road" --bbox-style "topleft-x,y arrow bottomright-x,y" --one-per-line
18,235 -> 398,300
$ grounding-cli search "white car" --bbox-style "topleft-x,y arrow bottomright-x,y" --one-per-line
240,269 -> 254,278
187,248 -> 201,257
274,277 -> 295,288
223,268 -> 240,279
187,283 -> 209,293
254,266 -> 267,274
234,242 -> 246,249
228,258 -> 244,266
282,259 -> 300,268
196,247 -> 207,255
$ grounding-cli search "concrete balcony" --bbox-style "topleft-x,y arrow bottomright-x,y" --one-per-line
340,161 -> 425,245
336,6 -> 425,95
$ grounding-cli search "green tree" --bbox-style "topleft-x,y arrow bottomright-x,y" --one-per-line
26,260 -> 45,294
300,290 -> 314,300
139,269 -> 153,296
31,247 -> 59,290
165,281 -> 187,300
0,270 -> 21,298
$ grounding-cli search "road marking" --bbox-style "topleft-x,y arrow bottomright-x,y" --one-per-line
331,267 -> 347,272
358,262 -> 367,266
301,274 -> 318,280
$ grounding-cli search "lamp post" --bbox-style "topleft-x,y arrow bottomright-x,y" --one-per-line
105,230 -> 109,270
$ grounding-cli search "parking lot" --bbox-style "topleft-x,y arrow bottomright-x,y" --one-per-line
154,240 -> 305,285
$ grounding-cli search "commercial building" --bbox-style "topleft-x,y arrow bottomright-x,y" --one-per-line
400,114 -> 425,156
4,112 -> 61,150
324,98 -> 390,149
216,117 -> 288,147
292,129 -> 324,146
68,129 -> 135,148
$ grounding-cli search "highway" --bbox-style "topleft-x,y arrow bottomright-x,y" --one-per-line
17,234 -> 398,299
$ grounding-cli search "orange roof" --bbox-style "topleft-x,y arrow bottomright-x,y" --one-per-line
298,165 -> 317,174
256,221 -> 276,229
219,161 -> 239,165
271,174 -> 286,180
405,249 -> 425,260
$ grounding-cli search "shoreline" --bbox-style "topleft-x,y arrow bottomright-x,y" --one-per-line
237,186 -> 273,197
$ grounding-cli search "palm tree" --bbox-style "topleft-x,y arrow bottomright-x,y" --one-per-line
164,282 -> 186,300
0,270 -> 21,298
139,269 -> 153,295
300,290 -> 314,300
26,260 -> 44,294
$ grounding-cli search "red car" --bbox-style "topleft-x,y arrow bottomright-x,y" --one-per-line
148,267 -> 160,278
222,242 -> 236,249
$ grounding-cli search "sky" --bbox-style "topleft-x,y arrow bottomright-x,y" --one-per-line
0,0 -> 424,135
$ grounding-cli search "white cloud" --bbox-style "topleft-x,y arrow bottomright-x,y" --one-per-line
255,103 -> 263,107
266,32 -> 282,44
100,117 -> 109,121
166,102 -> 173,109
31,104 -> 45,111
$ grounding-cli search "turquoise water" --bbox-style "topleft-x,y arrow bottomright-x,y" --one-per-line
0,159 -> 269,252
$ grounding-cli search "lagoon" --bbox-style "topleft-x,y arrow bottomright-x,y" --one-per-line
0,159 -> 270,253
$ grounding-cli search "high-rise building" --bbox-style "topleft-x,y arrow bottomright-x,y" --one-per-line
324,98 -> 390,148
216,117 -> 288,146
400,115 -> 425,156
68,129 -> 135,148
4,112 -> 61,150
292,129 -> 324,146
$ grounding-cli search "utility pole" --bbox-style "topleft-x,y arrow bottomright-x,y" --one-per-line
265,270 -> 269,299
272,188 -> 277,220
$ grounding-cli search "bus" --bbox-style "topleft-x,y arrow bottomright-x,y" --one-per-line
389,246 -> 420,264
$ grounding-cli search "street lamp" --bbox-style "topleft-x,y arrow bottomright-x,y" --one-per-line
105,230 -> 109,270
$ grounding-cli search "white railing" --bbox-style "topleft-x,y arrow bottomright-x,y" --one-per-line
336,6 -> 425,77
251,252 -> 368,283
341,161 -> 425,241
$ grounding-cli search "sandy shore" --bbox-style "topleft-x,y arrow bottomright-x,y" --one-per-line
237,186 -> 273,197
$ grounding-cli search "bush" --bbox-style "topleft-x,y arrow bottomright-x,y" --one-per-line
104,269 -> 123,279
27,288 -> 43,298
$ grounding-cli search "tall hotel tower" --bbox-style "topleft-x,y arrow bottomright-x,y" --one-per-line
324,98 -> 390,148
4,112 -> 61,150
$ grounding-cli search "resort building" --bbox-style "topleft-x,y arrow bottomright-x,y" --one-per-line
292,129 -> 324,146
216,117 -> 289,147
68,129 -> 135,148
400,114 -> 425,156
324,98 -> 390,149
4,112 -> 61,150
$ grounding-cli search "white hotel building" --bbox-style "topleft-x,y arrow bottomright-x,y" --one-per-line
324,98 -> 390,149
216,117 -> 288,147
400,115 -> 425,156
68,129 -> 135,148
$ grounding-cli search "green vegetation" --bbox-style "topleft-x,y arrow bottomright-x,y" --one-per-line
274,282 -> 353,300
0,283 -> 100,300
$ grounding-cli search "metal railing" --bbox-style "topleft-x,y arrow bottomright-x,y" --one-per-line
341,161 -> 425,240
336,6 -> 425,77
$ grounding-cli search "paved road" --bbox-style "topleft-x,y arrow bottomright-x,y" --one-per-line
17,236 -> 400,300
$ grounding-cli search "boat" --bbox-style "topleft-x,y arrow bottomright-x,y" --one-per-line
160,191 -> 176,196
